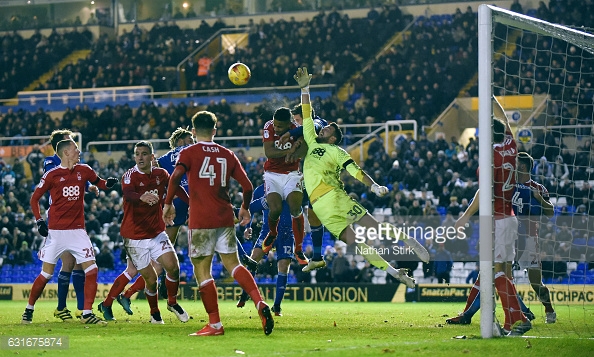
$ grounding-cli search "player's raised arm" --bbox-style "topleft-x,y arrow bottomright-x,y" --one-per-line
294,67 -> 316,147
493,95 -> 512,133
454,188 -> 480,235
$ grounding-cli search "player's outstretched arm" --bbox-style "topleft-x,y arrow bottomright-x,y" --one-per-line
90,176 -> 118,190
492,95 -> 512,133
264,140 -> 291,159
533,189 -> 554,218
294,67 -> 316,147
454,189 -> 480,235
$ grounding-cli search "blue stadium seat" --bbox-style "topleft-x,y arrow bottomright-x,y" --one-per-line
576,262 -> 588,271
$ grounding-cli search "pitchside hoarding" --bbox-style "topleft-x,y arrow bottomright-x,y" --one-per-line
1,283 -> 592,304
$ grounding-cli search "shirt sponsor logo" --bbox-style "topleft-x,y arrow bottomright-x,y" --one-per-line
312,148 -> 326,157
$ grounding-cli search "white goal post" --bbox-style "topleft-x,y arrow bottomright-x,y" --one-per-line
478,4 -> 594,338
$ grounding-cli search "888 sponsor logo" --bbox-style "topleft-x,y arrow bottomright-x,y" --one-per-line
62,186 -> 80,201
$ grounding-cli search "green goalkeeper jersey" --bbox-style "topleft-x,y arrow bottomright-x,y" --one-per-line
301,103 -> 363,202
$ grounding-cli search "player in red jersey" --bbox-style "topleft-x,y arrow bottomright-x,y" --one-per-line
261,108 -> 308,265
23,139 -> 118,325
448,96 -> 531,336
98,141 -> 190,324
163,110 -> 274,336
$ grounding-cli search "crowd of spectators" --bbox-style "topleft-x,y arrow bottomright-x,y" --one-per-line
2,1 -> 594,284
0,27 -> 93,100
347,5 -> 478,127
2,120 -> 593,283
33,5 -> 409,96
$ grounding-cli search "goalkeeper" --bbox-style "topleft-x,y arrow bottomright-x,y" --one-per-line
293,67 -> 429,286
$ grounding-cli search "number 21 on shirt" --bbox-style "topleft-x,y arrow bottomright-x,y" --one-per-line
199,156 -> 227,186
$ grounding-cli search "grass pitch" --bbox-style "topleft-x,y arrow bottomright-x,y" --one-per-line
0,300 -> 592,356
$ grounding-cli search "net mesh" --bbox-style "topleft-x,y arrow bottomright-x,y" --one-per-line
488,7 -> 594,337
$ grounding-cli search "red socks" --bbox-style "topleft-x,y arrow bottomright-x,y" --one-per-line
494,273 -> 526,330
83,266 -> 98,311
145,289 -> 159,314
103,273 -> 131,307
292,214 -> 305,252
464,278 -> 480,312
165,274 -> 179,306
28,274 -> 50,306
199,279 -> 220,324
233,265 -> 263,307
123,277 -> 146,299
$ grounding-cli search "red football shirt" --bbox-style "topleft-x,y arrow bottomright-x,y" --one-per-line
493,129 -> 517,219
262,120 -> 300,173
120,165 -> 169,239
30,164 -> 98,230
177,141 -> 252,229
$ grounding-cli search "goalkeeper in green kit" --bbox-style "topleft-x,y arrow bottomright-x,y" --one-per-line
293,67 -> 429,287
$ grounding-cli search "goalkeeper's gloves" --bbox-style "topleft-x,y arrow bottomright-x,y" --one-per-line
36,219 -> 48,237
294,67 -> 312,89
106,177 -> 119,188
371,183 -> 389,197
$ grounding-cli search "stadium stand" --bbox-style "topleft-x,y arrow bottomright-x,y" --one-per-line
1,1 -> 594,286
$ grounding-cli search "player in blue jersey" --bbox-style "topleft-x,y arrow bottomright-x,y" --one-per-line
279,104 -> 329,273
237,184 -> 295,316
154,128 -> 195,299
514,152 -> 556,323
44,129 -> 98,321
157,127 -> 194,244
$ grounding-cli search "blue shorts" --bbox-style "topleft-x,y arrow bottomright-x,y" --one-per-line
171,198 -> 189,227
254,229 -> 294,261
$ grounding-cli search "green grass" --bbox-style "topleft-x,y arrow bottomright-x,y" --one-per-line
1,301 -> 593,357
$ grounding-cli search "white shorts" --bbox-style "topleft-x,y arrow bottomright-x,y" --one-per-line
494,216 -> 518,263
517,235 -> 540,270
188,227 -> 236,258
124,231 -> 173,270
40,229 -> 95,265
264,171 -> 303,200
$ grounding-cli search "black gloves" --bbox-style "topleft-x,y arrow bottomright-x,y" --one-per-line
106,177 -> 119,188
36,219 -> 48,237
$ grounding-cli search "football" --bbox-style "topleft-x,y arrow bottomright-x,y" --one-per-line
228,62 -> 251,86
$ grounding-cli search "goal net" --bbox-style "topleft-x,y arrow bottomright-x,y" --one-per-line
478,5 -> 594,338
